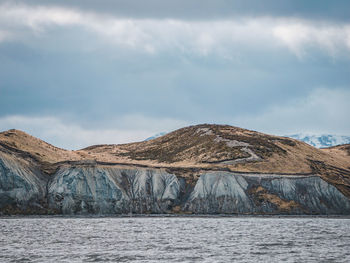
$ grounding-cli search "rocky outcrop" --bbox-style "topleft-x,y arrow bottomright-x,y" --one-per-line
1,153 -> 350,215
0,153 -> 47,214
48,165 -> 180,214
184,172 -> 350,214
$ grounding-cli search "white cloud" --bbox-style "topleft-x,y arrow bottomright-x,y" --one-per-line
0,4 -> 82,29
273,22 -> 350,58
0,115 -> 187,150
0,3 -> 349,57
232,88 -> 350,135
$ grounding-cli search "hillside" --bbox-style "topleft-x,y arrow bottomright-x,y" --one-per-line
81,124 -> 350,174
1,124 -> 350,215
0,129 -> 83,174
322,144 -> 350,156
321,144 -> 350,166
1,125 -> 349,174
80,124 -> 350,198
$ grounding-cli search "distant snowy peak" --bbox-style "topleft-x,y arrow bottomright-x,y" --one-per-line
287,134 -> 350,148
144,132 -> 167,141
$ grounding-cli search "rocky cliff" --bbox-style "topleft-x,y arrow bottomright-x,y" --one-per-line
1,124 -> 350,215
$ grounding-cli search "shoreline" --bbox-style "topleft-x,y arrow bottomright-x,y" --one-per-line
2,214 -> 350,219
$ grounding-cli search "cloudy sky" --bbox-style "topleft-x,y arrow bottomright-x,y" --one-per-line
0,0 -> 349,149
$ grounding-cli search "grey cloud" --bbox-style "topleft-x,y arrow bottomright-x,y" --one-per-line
4,0 -> 350,22
0,0 -> 349,141
1,36 -> 349,129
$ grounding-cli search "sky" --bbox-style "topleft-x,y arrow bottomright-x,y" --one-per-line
0,0 -> 349,149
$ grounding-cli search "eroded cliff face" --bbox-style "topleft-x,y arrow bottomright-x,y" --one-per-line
184,172 -> 350,214
0,153 -> 47,214
1,153 -> 349,215
48,166 -> 181,214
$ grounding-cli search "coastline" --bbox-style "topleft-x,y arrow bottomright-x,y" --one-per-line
2,214 -> 350,219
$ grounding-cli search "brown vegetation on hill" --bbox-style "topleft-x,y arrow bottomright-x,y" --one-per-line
321,144 -> 350,167
0,129 -> 81,174
82,124 -> 350,174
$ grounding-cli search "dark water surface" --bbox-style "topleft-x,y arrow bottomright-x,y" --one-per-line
1,217 -> 350,262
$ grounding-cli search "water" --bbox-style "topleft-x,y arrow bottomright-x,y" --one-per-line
1,216 -> 350,262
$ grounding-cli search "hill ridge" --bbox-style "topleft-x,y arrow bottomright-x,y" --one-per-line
0,124 -> 349,174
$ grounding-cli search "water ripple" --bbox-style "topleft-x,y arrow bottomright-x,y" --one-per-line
0,217 -> 349,262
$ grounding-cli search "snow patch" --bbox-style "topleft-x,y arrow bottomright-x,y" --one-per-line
287,134 -> 350,148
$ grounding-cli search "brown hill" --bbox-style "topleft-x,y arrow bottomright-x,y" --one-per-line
0,129 -> 81,174
0,129 -> 82,162
1,124 -> 350,197
81,124 -> 350,173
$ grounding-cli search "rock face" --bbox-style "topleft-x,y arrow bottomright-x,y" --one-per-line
185,172 -> 350,214
1,154 -> 350,215
0,153 -> 47,213
48,166 -> 180,214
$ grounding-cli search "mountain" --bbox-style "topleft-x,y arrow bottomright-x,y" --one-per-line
287,134 -> 350,148
144,132 -> 167,141
1,124 -> 350,215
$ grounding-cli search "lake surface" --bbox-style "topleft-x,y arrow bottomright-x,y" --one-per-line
1,216 -> 350,262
